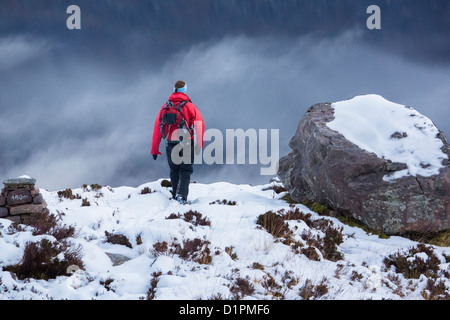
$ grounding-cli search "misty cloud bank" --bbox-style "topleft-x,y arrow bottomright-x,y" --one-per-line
0,36 -> 51,70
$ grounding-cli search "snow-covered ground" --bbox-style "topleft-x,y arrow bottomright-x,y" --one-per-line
0,179 -> 448,300
327,94 -> 448,181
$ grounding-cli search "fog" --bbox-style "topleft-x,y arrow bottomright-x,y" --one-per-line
1,2 -> 449,191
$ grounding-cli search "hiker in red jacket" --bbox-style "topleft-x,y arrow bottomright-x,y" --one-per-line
151,80 -> 205,204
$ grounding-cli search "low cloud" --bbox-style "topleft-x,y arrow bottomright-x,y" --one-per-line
0,36 -> 50,69
1,31 -> 449,191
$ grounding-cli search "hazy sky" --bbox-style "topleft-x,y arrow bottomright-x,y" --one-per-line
1,0 -> 449,191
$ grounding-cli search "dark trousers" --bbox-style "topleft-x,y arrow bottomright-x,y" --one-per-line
166,140 -> 194,199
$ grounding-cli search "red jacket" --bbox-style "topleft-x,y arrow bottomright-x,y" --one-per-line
151,92 -> 205,155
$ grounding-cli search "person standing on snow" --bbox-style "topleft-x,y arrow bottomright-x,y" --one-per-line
151,80 -> 205,204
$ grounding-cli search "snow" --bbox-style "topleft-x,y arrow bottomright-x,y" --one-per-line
327,94 -> 448,181
0,179 -> 449,300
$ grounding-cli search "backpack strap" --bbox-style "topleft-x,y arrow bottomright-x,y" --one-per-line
177,100 -> 188,128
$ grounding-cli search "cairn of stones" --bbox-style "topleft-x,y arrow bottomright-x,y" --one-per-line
0,176 -> 48,223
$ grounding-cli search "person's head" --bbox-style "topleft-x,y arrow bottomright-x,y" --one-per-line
174,80 -> 187,93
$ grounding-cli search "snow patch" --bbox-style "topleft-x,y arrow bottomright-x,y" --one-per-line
18,175 -> 32,179
327,94 -> 448,181
0,178 -> 448,300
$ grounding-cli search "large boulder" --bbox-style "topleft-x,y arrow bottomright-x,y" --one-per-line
278,94 -> 450,235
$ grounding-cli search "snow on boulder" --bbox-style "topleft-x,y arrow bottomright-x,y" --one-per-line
327,94 -> 448,181
278,94 -> 450,235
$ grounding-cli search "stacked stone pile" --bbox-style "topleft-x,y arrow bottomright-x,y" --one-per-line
0,176 -> 48,222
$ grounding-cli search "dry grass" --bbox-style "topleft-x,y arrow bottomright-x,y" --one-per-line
3,239 -> 83,280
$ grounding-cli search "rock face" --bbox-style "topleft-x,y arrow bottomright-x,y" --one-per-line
105,252 -> 131,266
0,207 -> 8,218
6,189 -> 33,206
278,99 -> 450,235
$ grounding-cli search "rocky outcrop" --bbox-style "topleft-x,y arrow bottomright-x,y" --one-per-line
278,101 -> 450,235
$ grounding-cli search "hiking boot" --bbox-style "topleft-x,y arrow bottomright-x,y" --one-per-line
176,195 -> 188,205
